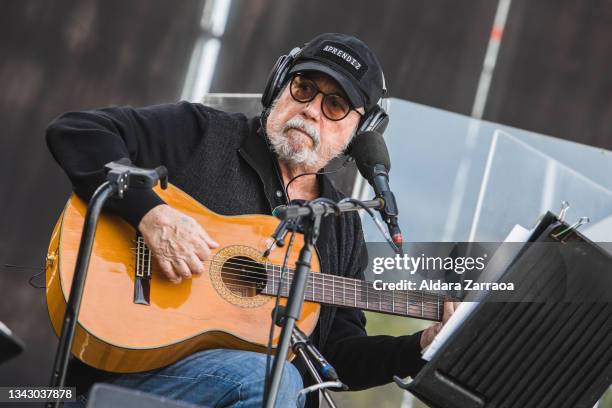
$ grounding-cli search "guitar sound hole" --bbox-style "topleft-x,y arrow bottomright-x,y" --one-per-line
220,256 -> 267,298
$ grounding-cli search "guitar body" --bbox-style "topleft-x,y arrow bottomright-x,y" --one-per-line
45,184 -> 320,373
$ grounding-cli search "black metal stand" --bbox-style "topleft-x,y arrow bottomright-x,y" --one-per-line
47,160 -> 167,408
263,212 -> 320,408
394,213 -> 612,408
263,199 -> 385,408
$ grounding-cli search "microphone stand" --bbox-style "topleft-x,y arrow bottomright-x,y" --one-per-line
276,198 -> 383,220
263,199 -> 384,408
47,160 -> 168,408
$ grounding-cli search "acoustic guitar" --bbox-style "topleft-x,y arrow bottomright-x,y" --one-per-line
45,184 -> 444,373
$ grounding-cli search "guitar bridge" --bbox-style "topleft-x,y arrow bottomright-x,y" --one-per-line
134,234 -> 151,305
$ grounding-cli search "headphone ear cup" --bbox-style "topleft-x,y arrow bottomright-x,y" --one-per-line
261,55 -> 286,108
344,107 -> 389,157
357,106 -> 389,134
370,109 -> 389,134
262,47 -> 302,109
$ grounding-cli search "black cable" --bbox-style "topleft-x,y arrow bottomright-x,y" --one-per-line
308,197 -> 342,216
285,157 -> 352,203
338,197 -> 376,217
4,264 -> 46,289
263,221 -> 298,397
28,270 -> 46,289
339,197 -> 401,254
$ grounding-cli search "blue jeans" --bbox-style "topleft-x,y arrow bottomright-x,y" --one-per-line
68,349 -> 304,408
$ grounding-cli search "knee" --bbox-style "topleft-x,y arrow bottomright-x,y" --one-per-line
241,356 -> 304,408
276,362 -> 304,408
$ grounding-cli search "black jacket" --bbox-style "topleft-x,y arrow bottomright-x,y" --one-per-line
46,101 -> 426,394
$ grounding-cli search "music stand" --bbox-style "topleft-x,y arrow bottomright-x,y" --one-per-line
396,213 -> 612,408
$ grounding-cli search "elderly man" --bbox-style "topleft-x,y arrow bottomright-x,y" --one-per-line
47,33 -> 456,408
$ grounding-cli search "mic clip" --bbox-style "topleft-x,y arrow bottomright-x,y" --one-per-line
263,219 -> 289,258
263,217 -> 305,258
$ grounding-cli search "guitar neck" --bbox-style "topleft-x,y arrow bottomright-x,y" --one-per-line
261,264 -> 444,322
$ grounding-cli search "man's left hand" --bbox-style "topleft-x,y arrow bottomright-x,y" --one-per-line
420,301 -> 461,350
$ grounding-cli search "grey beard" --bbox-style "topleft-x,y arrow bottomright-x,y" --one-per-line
269,117 -> 321,167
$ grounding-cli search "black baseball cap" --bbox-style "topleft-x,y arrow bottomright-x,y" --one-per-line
289,33 -> 386,111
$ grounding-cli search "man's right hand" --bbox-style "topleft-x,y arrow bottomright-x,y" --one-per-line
138,204 -> 219,284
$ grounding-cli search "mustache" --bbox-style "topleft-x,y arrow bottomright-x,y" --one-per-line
283,118 -> 320,147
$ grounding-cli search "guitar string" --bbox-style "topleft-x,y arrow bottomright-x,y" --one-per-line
154,260 -> 446,314
210,260 -> 441,299
135,241 -> 441,296
206,269 -> 439,310
212,258 -> 458,301
135,253 -> 450,310
134,247 -> 454,310
206,259 -> 453,304
213,266 -> 445,309
216,275 -> 442,317
135,248 -> 454,304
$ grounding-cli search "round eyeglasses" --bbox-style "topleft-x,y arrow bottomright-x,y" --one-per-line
289,74 -> 362,121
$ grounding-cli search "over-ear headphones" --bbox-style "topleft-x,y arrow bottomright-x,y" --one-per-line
261,47 -> 302,109
261,46 -> 389,136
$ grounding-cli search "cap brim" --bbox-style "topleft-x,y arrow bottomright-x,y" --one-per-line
289,61 -> 365,109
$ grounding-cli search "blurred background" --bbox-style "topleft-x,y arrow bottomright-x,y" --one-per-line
1,0 -> 611,406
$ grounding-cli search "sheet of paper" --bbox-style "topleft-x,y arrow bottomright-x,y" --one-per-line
422,224 -> 531,361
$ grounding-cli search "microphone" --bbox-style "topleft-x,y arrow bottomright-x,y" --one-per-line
347,131 -> 403,250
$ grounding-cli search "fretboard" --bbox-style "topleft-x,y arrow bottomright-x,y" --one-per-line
261,263 -> 444,322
